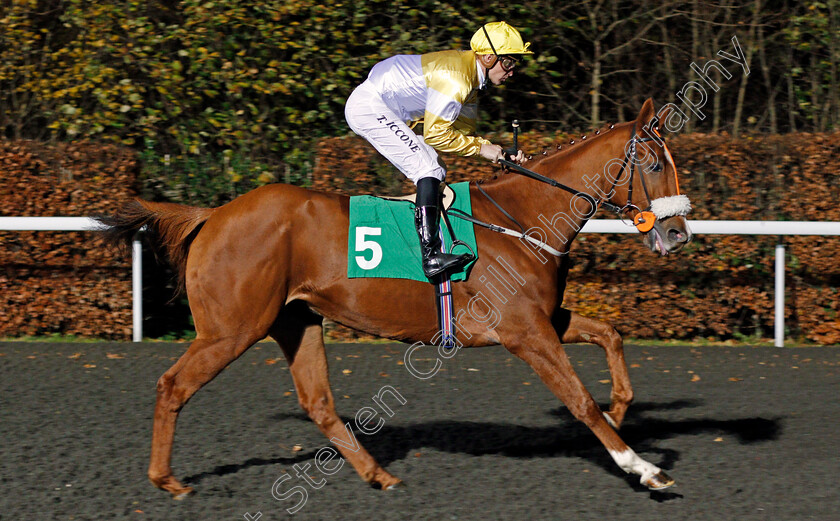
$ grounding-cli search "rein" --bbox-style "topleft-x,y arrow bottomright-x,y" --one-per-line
498,121 -> 661,225
447,121 -> 680,257
496,158 -> 620,215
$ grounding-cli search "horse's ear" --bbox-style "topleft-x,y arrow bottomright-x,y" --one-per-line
655,104 -> 672,129
635,98 -> 656,130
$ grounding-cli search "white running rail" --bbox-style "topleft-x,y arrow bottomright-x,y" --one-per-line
1,217 -> 142,342
3,217 -> 840,345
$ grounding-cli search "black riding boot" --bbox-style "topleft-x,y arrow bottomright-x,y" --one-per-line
414,177 -> 473,279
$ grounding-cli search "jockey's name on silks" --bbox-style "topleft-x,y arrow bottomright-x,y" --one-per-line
347,182 -> 478,283
376,116 -> 422,153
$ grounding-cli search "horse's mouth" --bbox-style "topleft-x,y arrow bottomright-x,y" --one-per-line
651,228 -> 668,256
645,217 -> 692,255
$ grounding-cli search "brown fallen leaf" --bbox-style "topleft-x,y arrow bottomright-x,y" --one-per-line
292,445 -> 303,452
728,377 -> 742,382
83,363 -> 96,368
68,353 -> 82,359
264,359 -> 277,365
691,374 -> 701,382
106,353 -> 124,359
342,369 -> 352,375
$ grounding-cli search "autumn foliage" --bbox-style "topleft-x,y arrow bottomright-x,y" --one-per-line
1,132 -> 838,344
0,140 -> 136,338
3,1 -> 838,207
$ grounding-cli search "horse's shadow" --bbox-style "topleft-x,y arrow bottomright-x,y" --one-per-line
185,399 -> 781,496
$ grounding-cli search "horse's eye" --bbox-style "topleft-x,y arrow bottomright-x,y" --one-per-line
650,162 -> 663,173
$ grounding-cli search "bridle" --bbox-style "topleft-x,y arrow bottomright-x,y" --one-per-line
497,119 -> 687,233
607,121 -> 663,232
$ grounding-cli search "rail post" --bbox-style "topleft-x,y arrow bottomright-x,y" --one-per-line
132,239 -> 143,342
774,242 -> 785,347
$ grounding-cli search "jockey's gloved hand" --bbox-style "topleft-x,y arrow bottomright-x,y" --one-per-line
479,143 -> 505,163
480,143 -> 526,164
507,149 -> 526,164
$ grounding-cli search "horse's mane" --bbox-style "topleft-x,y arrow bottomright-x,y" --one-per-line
472,120 -> 632,186
519,120 -> 631,170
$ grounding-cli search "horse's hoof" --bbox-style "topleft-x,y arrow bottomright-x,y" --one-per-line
385,481 -> 406,492
171,487 -> 195,500
642,471 -> 675,491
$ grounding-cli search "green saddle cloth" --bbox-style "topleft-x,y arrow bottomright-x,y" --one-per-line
347,182 -> 477,282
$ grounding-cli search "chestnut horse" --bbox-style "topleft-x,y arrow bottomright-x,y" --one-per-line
99,99 -> 691,498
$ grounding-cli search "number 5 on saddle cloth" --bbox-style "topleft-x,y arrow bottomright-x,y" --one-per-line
347,182 -> 478,348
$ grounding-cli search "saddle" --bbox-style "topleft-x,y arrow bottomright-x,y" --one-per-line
377,183 -> 457,210
346,182 -> 476,349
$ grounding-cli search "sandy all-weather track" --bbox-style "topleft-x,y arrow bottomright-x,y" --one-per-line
1,341 -> 838,520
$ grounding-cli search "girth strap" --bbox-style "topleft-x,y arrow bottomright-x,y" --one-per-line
447,207 -> 566,257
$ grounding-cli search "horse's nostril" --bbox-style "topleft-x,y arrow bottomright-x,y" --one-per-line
668,228 -> 688,243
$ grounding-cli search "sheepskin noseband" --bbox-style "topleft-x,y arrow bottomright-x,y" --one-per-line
649,195 -> 692,219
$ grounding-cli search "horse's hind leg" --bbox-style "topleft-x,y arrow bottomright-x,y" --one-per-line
149,333 -> 261,498
553,308 -> 633,428
271,303 -> 402,490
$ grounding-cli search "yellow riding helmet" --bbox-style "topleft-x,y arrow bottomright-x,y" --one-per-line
470,21 -> 533,55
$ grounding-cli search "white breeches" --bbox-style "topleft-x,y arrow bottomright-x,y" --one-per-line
345,81 -> 446,184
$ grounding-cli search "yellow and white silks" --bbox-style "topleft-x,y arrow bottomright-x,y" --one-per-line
345,50 -> 491,183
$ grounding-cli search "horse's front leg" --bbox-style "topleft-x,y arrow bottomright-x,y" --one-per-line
500,315 -> 673,490
553,308 -> 632,428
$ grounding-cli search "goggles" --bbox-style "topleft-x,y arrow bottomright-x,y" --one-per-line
498,55 -> 519,72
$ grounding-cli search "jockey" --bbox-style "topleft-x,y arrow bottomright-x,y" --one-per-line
345,21 -> 531,279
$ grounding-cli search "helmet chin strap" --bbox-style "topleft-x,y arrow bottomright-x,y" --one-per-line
481,60 -> 495,89
481,25 -> 501,87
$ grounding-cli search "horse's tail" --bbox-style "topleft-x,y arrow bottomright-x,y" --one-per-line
97,199 -> 215,290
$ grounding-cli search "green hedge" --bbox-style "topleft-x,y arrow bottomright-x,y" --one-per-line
3,1 -> 839,207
